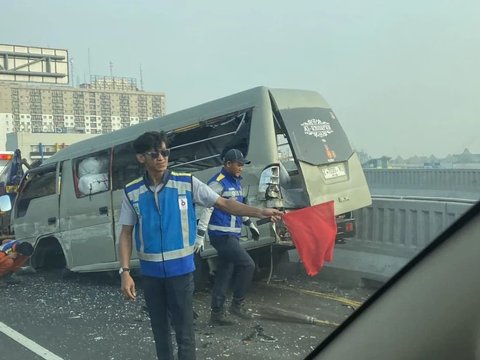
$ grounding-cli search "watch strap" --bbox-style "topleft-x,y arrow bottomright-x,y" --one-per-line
119,267 -> 130,275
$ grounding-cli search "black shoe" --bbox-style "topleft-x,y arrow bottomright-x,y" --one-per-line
210,311 -> 235,326
229,303 -> 253,320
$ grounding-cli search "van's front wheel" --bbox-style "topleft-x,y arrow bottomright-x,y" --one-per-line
31,237 -> 70,278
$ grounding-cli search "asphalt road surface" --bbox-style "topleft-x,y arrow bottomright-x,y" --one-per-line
0,267 -> 372,360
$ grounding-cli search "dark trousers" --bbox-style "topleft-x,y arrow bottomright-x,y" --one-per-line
210,235 -> 255,313
142,273 -> 196,360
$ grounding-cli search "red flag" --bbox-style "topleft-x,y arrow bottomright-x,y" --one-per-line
282,201 -> 337,276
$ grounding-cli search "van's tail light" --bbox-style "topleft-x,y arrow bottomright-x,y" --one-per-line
258,165 -> 281,200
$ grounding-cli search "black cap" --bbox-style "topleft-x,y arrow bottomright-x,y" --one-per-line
223,149 -> 251,165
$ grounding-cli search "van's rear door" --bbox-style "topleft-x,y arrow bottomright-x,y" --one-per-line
269,89 -> 371,215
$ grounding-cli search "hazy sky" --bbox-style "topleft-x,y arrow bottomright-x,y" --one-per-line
3,0 -> 479,157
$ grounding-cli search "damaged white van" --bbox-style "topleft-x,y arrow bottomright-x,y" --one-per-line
11,86 -> 371,275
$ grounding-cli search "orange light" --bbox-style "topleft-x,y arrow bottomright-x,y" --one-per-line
345,222 -> 354,233
0,154 -> 13,161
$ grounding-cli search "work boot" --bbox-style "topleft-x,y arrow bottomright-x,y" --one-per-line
229,302 -> 253,320
210,311 -> 235,326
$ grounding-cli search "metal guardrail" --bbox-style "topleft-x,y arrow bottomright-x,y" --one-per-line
317,195 -> 477,282
352,195 -> 476,257
370,195 -> 476,204
364,168 -> 480,201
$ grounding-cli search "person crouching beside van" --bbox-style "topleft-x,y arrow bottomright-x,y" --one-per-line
0,240 -> 34,287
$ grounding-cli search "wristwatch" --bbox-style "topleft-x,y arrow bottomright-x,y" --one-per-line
119,267 -> 130,275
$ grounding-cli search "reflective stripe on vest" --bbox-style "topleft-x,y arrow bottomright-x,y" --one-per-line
207,224 -> 242,233
138,245 -> 195,262
222,190 -> 243,197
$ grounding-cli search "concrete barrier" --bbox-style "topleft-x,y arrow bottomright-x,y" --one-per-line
288,196 -> 476,284
364,168 -> 480,201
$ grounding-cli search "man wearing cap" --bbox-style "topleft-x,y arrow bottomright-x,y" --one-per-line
196,148 -> 261,325
0,239 -> 34,287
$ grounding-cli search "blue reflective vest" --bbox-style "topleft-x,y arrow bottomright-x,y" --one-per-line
207,168 -> 244,238
125,172 -> 196,278
0,240 -> 17,255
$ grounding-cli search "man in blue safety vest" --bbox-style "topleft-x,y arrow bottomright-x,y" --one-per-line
118,132 -> 281,360
196,149 -> 261,326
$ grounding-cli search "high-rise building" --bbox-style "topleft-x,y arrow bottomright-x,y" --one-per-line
0,76 -> 165,150
0,43 -> 166,162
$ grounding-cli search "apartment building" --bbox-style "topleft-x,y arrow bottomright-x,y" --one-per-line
0,76 -> 166,151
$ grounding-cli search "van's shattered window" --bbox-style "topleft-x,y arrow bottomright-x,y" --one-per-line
72,150 -> 110,197
112,143 -> 144,190
168,109 -> 252,173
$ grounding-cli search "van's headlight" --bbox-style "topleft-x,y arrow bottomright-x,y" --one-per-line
258,165 -> 281,200
266,184 -> 280,199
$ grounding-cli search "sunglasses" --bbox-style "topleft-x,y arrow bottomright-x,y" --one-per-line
144,149 -> 170,159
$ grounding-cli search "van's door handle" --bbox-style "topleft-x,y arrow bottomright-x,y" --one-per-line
48,217 -> 56,225
99,206 -> 109,215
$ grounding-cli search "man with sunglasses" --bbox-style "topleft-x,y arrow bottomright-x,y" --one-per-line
118,131 -> 282,360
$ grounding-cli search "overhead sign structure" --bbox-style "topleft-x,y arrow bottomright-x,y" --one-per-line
0,44 -> 69,84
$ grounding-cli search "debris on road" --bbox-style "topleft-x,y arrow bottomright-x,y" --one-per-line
242,325 -> 277,343
254,306 -> 339,327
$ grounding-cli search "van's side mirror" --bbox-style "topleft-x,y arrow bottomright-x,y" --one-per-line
0,195 -> 12,212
